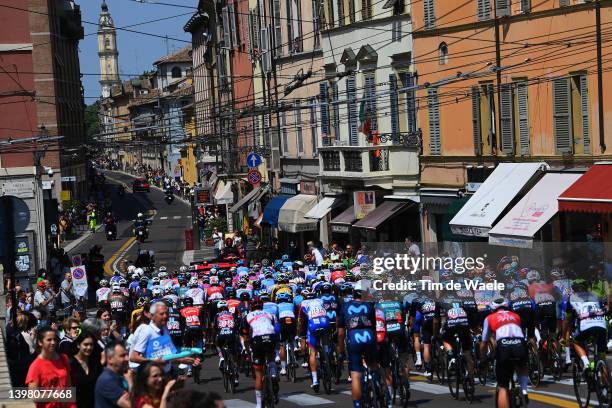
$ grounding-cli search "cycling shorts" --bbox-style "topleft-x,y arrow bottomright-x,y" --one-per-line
251,334 -> 277,367
279,318 -> 296,342
535,303 -> 557,333
184,327 -> 203,349
442,327 -> 471,352
347,329 -> 376,373
515,309 -> 535,339
574,326 -> 607,354
307,327 -> 329,348
495,338 -> 527,389
378,334 -> 403,369
216,333 -> 237,350
420,322 -> 433,345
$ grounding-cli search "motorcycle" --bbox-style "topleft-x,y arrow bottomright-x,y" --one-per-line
133,220 -> 149,243
105,225 -> 117,240
164,193 -> 174,205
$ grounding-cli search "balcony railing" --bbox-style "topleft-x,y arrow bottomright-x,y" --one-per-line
321,151 -> 340,171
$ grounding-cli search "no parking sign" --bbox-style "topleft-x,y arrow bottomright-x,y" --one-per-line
71,266 -> 88,297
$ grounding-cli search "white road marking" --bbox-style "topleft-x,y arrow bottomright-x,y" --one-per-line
280,393 -> 334,405
173,216 -> 182,219
160,216 -> 168,220
223,399 -> 257,408
410,382 -> 450,394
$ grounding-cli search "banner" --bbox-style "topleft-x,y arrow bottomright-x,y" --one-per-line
353,191 -> 376,220
71,266 -> 88,297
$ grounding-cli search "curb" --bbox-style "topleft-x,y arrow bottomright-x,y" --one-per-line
62,225 -> 104,253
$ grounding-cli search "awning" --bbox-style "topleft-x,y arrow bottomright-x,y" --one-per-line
214,181 -> 233,205
489,173 -> 582,248
420,188 -> 462,207
353,200 -> 412,230
330,206 -> 356,233
229,185 -> 268,213
558,163 -> 612,213
305,197 -> 338,220
449,162 -> 547,237
278,194 -> 318,233
383,194 -> 420,203
261,195 -> 291,226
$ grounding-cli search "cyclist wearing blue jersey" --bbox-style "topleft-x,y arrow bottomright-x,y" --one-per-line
277,292 -> 297,376
298,289 -> 330,392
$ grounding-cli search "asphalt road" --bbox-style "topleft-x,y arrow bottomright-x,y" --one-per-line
68,171 -> 588,408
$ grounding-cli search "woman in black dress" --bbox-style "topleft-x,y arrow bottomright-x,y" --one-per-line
70,332 -> 101,408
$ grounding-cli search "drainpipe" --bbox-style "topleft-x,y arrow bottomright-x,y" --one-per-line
596,0 -> 606,153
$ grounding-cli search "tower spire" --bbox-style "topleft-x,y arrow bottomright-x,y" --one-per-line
98,0 -> 120,98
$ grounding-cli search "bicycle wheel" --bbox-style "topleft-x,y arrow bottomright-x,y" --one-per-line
462,357 -> 475,403
287,345 -> 297,383
228,356 -> 236,394
264,374 -> 276,408
572,360 -> 591,408
436,344 -> 447,384
321,348 -> 333,394
447,356 -> 460,399
549,338 -> 564,381
528,342 -> 542,387
594,359 -> 611,408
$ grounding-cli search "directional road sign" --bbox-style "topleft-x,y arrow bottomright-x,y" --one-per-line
246,152 -> 262,168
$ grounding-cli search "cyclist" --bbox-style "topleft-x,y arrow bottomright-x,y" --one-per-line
298,289 -> 330,392
508,283 -> 536,342
109,284 -> 128,337
375,295 -> 406,405
186,277 -> 205,306
180,296 -> 205,360
409,287 -> 440,375
562,278 -> 607,374
528,271 -> 558,344
277,292 -> 297,376
440,293 -> 473,379
96,279 -> 111,305
246,298 -> 278,408
215,299 -> 240,387
337,288 -> 378,408
480,296 -> 529,408
165,297 -> 182,348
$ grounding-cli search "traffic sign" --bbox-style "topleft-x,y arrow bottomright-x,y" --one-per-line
247,169 -> 262,185
246,152 -> 262,168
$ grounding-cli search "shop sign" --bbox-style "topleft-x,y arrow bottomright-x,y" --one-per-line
292,222 -> 318,232
331,224 -> 350,233
353,191 -> 376,220
195,188 -> 211,205
14,235 -> 32,275
61,176 -> 76,182
300,181 -> 316,195
450,225 -> 489,237
489,235 -> 533,249
3,181 -> 33,198
465,182 -> 482,192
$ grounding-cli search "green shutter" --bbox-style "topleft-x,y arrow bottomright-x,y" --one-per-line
580,75 -> 591,153
471,86 -> 482,156
500,83 -> 514,154
516,80 -> 530,155
428,87 -> 441,155
389,74 -> 400,138
553,77 -> 573,153
347,74 -> 359,146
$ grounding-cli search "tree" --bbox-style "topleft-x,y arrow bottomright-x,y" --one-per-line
84,101 -> 100,142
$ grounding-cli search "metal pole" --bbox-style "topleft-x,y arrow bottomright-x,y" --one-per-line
494,13 -> 501,155
2,198 -> 18,329
596,0 -> 606,153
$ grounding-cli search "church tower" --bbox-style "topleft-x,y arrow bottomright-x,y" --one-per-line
98,0 -> 120,98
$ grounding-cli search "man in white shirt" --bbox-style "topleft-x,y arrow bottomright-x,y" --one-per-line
405,236 -> 421,257
33,280 -> 55,315
308,241 -> 323,267
212,227 -> 224,259
60,272 -> 75,315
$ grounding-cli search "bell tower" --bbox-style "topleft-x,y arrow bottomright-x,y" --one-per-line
98,0 -> 120,98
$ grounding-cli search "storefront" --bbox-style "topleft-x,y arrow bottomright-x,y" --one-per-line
352,200 -> 419,243
304,196 -> 342,246
228,184 -> 269,233
329,206 -> 356,247
277,194 -> 319,252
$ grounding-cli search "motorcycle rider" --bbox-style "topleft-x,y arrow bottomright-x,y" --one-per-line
104,211 -> 116,237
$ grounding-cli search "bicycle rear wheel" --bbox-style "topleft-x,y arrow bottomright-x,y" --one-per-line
264,374 -> 276,408
462,358 -> 475,403
447,357 -> 460,399
528,341 -> 542,387
287,345 -> 297,383
321,350 -> 333,394
572,360 -> 591,408
594,359 -> 611,408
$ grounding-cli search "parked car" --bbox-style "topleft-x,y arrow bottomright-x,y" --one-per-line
133,178 -> 150,192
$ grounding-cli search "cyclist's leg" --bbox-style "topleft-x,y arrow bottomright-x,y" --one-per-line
347,342 -> 365,407
308,329 -> 318,386
379,339 -> 393,403
413,332 -> 422,366
421,323 -> 433,373
252,336 -> 265,408
459,328 -> 474,375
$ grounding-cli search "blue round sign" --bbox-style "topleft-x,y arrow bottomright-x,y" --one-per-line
246,152 -> 262,168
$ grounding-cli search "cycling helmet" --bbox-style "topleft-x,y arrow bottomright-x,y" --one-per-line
224,277 -> 233,286
159,266 -> 167,273
226,288 -> 237,299
217,300 -> 228,311
303,289 -> 315,299
526,270 -> 540,282
202,276 -> 210,285
276,292 -> 292,303
252,280 -> 261,290
183,296 -> 194,307
490,296 -> 509,311
549,268 -> 563,279
320,282 -> 332,294
294,261 -> 304,268
259,290 -> 271,302
131,273 -> 139,281
281,254 -> 290,261
152,276 -> 160,284
261,259 -> 270,267
139,277 -> 148,288
239,291 -> 251,301
345,272 -> 355,282
210,276 -> 220,285
158,271 -> 168,280
135,268 -> 145,276
127,265 -> 136,274
178,274 -> 187,284
251,298 -> 263,310
152,287 -> 162,297
136,297 -> 148,308
237,260 -> 245,267
484,271 -> 496,280
100,279 -> 109,287
179,266 -> 188,273
119,278 -> 128,287
164,297 -> 175,307
112,285 -> 121,293
164,286 -> 174,295
189,278 -> 200,288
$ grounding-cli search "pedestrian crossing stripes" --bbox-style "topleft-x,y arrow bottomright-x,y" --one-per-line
224,399 -> 256,408
158,216 -> 188,220
280,393 -> 334,405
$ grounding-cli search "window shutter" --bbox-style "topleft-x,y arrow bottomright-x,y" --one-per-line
559,0 -> 568,6
553,77 -> 573,153
261,28 -> 271,72
310,99 -> 318,156
337,0 -> 345,26
319,83 -> 330,144
516,80 -> 530,155
253,117 -> 260,146
229,4 -> 238,47
264,113 -> 271,147
253,7 -> 260,51
247,10 -> 253,58
222,7 -> 231,48
389,74 -> 400,138
471,86 -> 482,155
495,0 -> 510,17
364,74 -> 377,130
403,72 -> 417,133
521,0 -> 531,12
347,74 -> 359,146
274,0 -> 283,56
332,81 -> 340,140
297,126 -> 304,155
424,0 -> 435,29
500,83 -> 514,154
428,87 -> 441,155
477,0 -> 491,20
580,75 -> 591,153
281,107 -> 289,154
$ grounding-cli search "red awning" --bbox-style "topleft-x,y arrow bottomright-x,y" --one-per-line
558,164 -> 612,213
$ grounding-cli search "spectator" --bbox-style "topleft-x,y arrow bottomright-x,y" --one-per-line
25,327 -> 74,408
60,272 -> 75,316
245,228 -> 259,265
82,317 -> 107,371
405,236 -> 421,257
287,241 -> 299,260
6,311 -> 37,387
97,308 -> 122,340
94,342 -> 133,408
307,241 -> 323,267
59,214 -> 69,243
132,362 -> 176,408
58,317 -> 80,356
212,227 -> 224,259
33,280 -> 56,316
71,333 -> 101,408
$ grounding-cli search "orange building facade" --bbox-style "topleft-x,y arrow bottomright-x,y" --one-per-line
413,0 -> 612,243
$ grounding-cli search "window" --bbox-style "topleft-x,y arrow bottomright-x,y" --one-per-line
363,72 -> 377,131
552,74 -> 591,154
438,42 -> 448,65
362,0 -> 372,20
297,126 -> 304,155
394,0 -> 405,16
515,80 -> 530,155
310,98 -> 318,156
171,66 -> 182,78
273,0 -> 283,55
401,72 -> 417,133
521,0 -> 531,12
105,38 -> 111,49
229,3 -> 238,47
313,0 -> 321,49
428,87 -> 441,155
327,0 -> 334,28
424,0 -> 435,29
332,82 -> 340,141
471,82 -> 496,155
495,0 -> 510,17
348,0 -> 355,23
286,0 -> 294,53
337,0 -> 345,26
281,107 -> 289,155
559,0 -> 569,6
347,74 -> 359,145
294,100 -> 304,155
288,0 -> 303,53
477,0 -> 491,20
222,6 -> 231,48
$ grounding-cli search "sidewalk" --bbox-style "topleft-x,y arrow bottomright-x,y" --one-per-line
182,246 -> 215,265
62,224 -> 104,253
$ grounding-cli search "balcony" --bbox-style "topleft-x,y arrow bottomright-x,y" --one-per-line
318,132 -> 421,190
